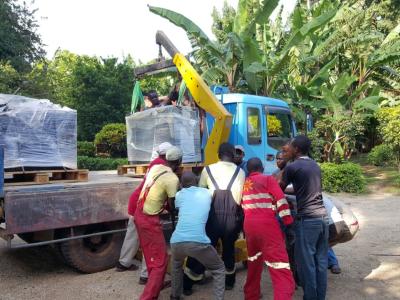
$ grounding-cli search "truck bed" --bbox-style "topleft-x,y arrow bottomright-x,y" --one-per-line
2,171 -> 141,235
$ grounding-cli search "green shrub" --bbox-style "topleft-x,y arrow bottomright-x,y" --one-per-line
78,156 -> 128,171
313,115 -> 365,162
367,144 -> 394,166
394,175 -> 400,188
321,162 -> 366,193
94,123 -> 127,158
77,141 -> 96,157
376,106 -> 400,172
308,130 -> 325,162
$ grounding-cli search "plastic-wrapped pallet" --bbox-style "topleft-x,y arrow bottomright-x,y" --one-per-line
126,106 -> 201,164
0,94 -> 77,170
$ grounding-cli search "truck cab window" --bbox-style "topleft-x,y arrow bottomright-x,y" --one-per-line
265,108 -> 293,149
247,107 -> 261,145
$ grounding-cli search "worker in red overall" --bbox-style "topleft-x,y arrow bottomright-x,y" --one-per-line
134,146 -> 182,300
242,157 -> 295,300
116,142 -> 173,285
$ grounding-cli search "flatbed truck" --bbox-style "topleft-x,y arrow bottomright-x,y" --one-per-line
0,169 -> 145,273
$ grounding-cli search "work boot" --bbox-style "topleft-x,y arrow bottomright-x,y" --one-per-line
115,262 -> 138,272
162,280 -> 172,290
138,277 -> 148,285
330,265 -> 342,274
225,272 -> 236,290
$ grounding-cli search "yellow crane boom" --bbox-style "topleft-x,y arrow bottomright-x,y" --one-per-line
155,31 -> 232,165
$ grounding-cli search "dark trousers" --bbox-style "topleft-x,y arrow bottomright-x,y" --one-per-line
184,216 -> 239,289
328,247 -> 339,268
294,217 -> 329,300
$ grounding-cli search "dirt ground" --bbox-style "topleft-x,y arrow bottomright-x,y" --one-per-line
0,192 -> 399,300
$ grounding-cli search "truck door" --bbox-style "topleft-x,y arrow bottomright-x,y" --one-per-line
263,106 -> 295,174
242,104 -> 265,169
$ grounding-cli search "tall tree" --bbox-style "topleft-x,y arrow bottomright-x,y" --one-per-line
0,0 -> 44,71
211,1 -> 236,44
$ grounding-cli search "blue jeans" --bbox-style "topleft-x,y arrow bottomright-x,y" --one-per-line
295,216 -> 329,300
328,247 -> 339,268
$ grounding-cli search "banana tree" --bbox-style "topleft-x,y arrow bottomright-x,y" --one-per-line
243,0 -> 339,96
149,5 -> 244,91
311,72 -> 382,161
312,2 -> 400,104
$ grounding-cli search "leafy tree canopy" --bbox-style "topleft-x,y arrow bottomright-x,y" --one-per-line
0,0 -> 44,71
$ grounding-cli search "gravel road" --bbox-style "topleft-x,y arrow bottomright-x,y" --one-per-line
0,192 -> 399,300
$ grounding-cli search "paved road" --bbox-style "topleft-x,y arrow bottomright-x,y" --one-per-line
0,193 -> 399,300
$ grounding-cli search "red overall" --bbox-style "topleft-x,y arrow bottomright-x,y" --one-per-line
242,172 -> 295,300
127,157 -> 166,216
134,171 -> 169,300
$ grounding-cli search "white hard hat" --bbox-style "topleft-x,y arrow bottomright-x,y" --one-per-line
166,146 -> 183,161
157,142 -> 173,155
234,145 -> 245,153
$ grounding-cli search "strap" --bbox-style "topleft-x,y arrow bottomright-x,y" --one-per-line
206,166 -> 219,190
138,170 -> 168,205
152,170 -> 168,183
227,166 -> 241,190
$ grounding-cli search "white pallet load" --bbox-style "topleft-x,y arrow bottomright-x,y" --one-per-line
126,106 -> 202,164
0,94 -> 77,170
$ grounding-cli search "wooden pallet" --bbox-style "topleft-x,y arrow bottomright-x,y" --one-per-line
4,169 -> 89,186
118,163 -> 204,177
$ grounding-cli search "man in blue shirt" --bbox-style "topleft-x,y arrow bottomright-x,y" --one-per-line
170,172 -> 225,300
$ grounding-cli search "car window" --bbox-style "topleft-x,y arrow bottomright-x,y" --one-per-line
247,107 -> 261,145
265,109 -> 293,149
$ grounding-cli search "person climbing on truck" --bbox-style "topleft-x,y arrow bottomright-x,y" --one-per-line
170,171 -> 225,300
134,146 -> 182,300
242,157 -> 295,300
144,90 -> 160,109
115,142 -> 173,285
183,143 -> 245,294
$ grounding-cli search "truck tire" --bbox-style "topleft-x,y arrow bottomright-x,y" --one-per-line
59,222 -> 125,273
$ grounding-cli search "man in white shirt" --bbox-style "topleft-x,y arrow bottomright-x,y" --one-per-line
183,143 -> 245,294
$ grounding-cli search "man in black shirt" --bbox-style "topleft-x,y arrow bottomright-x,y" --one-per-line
280,135 -> 329,300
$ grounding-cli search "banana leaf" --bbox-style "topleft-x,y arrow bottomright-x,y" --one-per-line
234,0 -> 280,37
270,7 -> 338,78
306,57 -> 338,88
353,96 -> 382,112
149,5 -> 219,54
321,86 -> 343,118
332,73 -> 357,99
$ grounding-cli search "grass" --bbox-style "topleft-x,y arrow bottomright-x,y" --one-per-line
351,153 -> 400,195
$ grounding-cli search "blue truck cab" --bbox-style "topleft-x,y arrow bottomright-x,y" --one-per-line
205,93 -> 297,174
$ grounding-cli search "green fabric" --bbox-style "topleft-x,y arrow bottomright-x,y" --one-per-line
177,80 -> 186,105
131,81 -> 144,113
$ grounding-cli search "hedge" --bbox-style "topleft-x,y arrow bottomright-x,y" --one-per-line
367,144 -> 394,166
78,156 -> 128,171
321,162 -> 366,193
77,141 -> 96,157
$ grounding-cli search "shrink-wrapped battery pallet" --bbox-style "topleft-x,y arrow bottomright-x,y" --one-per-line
126,106 -> 202,164
0,94 -> 77,170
